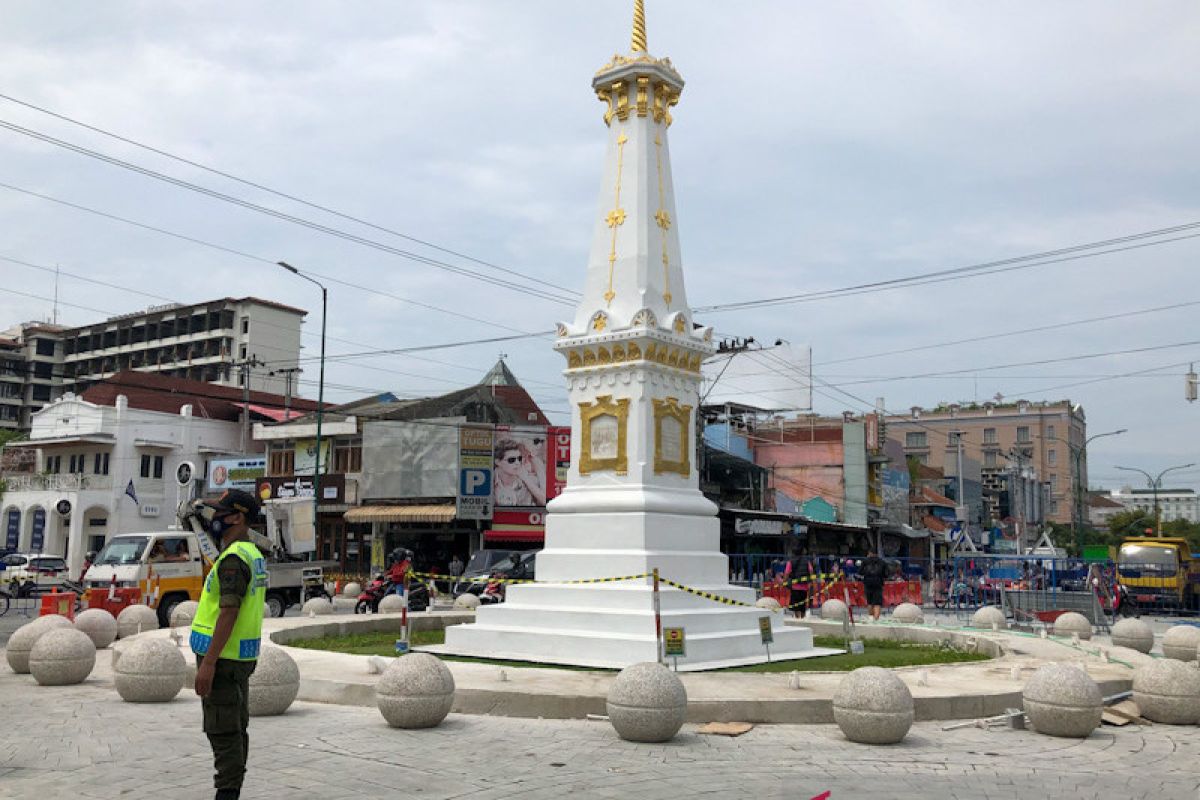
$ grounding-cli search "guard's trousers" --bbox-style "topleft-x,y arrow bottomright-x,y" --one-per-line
198,656 -> 257,791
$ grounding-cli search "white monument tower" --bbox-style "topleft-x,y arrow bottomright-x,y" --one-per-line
442,1 -> 823,669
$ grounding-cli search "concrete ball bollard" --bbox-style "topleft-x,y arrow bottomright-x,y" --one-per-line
29,628 -> 97,686
376,653 -> 455,728
606,662 -> 688,743
832,666 -> 914,744
5,615 -> 73,673
1132,659 -> 1200,724
1022,663 -> 1102,737
820,599 -> 849,622
1052,612 -> 1093,641
301,597 -> 335,616
755,596 -> 782,611
73,608 -> 119,650
1110,618 -> 1154,654
342,582 -> 362,598
378,594 -> 408,614
1161,625 -> 1200,662
970,606 -> 1007,630
453,593 -> 481,610
168,600 -> 200,629
892,603 -> 924,624
249,645 -> 300,716
114,638 -> 188,702
116,604 -> 160,639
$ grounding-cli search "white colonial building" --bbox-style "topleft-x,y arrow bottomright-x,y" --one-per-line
1,392 -> 245,577
1107,487 -> 1200,525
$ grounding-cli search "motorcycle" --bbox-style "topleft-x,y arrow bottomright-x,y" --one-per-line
1113,582 -> 1138,619
354,573 -> 430,614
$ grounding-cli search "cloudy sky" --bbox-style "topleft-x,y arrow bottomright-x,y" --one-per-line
2,1 -> 1198,490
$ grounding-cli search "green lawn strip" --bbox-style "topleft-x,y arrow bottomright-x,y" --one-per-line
287,630 -> 989,672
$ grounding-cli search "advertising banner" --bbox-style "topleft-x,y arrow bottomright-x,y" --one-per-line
207,456 -> 267,492
30,508 -> 46,552
5,509 -> 19,551
457,427 -> 494,521
493,426 -> 548,508
294,439 -> 331,476
547,426 -> 571,502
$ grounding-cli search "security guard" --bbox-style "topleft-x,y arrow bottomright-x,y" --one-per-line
189,489 -> 267,800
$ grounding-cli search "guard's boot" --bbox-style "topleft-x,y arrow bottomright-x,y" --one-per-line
215,790 -> 240,800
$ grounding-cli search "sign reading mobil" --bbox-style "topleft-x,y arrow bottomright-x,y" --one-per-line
207,456 -> 267,492
457,427 -> 494,521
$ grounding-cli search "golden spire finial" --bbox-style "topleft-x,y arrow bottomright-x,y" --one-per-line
631,0 -> 648,52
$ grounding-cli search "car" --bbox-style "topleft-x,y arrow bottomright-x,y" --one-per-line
453,550 -> 538,597
1,552 -> 70,592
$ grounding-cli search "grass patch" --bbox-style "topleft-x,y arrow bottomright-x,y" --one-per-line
288,630 -> 989,672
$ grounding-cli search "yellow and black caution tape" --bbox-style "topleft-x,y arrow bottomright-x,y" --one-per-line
411,570 -> 650,586
656,577 -> 758,608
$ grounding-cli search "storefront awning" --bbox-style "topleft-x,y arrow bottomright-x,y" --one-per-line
484,529 -> 545,543
343,504 -> 456,523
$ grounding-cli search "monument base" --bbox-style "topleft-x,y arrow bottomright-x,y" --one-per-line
437,582 -> 831,671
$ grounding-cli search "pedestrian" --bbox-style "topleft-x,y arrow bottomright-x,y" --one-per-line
860,549 -> 887,621
449,554 -> 464,578
189,489 -> 268,800
785,548 -> 812,618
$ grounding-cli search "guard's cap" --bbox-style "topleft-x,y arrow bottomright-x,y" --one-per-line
208,488 -> 261,521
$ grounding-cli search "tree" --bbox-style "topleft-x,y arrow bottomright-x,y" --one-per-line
1106,508 -> 1159,540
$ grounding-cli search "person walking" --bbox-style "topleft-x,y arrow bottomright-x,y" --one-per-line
785,549 -> 812,618
860,549 -> 887,622
189,489 -> 267,800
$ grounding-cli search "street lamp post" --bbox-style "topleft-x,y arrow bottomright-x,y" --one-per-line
278,262 -> 327,544
1115,462 -> 1196,536
1065,429 -> 1126,554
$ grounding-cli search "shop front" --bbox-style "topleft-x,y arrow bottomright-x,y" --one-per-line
341,503 -> 478,578
483,508 -> 546,551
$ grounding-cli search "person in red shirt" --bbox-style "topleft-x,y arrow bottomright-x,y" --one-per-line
386,549 -> 412,591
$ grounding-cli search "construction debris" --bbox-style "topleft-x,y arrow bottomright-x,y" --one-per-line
697,721 -> 754,737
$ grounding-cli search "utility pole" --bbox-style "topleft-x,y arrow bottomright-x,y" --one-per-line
235,355 -> 265,452
273,367 -> 302,417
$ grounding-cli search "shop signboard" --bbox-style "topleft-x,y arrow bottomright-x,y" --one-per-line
207,456 -> 267,492
548,426 -> 571,502
492,426 -> 549,508
457,427 -> 494,521
257,474 -> 346,503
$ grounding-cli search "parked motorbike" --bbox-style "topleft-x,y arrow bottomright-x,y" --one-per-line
1113,583 -> 1138,618
353,573 -> 430,613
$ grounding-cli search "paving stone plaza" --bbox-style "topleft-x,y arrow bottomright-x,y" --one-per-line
3,678 -> 1199,800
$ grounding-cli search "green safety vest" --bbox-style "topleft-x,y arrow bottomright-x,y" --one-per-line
189,539 -> 267,661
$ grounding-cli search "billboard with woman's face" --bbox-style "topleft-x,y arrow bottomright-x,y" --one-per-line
493,428 -> 548,508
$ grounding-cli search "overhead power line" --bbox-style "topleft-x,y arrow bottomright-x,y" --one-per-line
0,91 -> 580,298
695,223 -> 1200,314
0,180 -> 543,334
0,116 -> 576,305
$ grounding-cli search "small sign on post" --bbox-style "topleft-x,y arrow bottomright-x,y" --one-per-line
759,615 -> 774,662
663,627 -> 686,670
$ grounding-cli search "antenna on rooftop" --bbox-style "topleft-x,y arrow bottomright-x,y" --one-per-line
52,264 -> 61,325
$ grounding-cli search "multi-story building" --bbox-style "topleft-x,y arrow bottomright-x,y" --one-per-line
0,370 -> 316,576
1107,487 -> 1200,525
0,322 -> 67,431
59,297 -> 305,397
885,399 -> 1085,526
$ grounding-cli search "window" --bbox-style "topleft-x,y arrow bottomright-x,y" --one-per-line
35,338 -> 56,356
93,452 -> 110,475
268,447 -> 295,476
1050,474 -> 1058,492
33,362 -> 52,379
333,439 -> 363,473
905,432 -> 927,448
31,385 -> 51,402
948,431 -> 962,445
1046,424 -> 1056,442
1016,426 -> 1031,443
153,455 -> 164,479
1050,500 -> 1059,515
140,454 -> 151,478
983,428 -> 997,444
68,453 -> 82,473
239,344 -> 247,360
984,450 -> 998,468
241,318 -> 249,335
1048,449 -> 1057,466
46,455 -> 62,473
